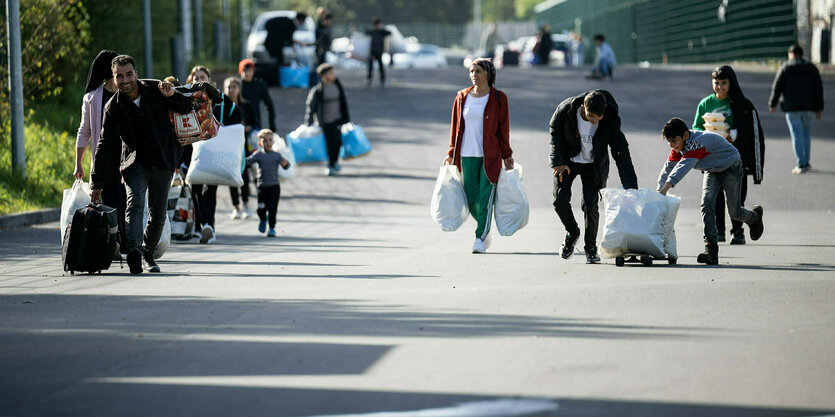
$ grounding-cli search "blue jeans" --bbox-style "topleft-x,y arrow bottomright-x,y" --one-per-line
593,57 -> 614,76
701,162 -> 757,244
786,111 -> 814,167
123,164 -> 172,255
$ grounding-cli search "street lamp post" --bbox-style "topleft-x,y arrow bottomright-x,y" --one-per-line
6,0 -> 25,178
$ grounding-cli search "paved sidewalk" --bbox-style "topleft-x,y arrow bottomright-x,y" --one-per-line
1,65 -> 834,416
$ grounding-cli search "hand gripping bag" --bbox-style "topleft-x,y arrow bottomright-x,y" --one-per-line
60,180 -> 92,244
430,165 -> 469,231
600,188 -> 671,259
287,124 -> 328,164
274,133 -> 296,180
186,124 -> 246,187
340,123 -> 372,159
493,163 -> 529,236
169,82 -> 222,145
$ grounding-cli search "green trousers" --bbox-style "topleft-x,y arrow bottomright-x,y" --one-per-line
461,157 -> 496,240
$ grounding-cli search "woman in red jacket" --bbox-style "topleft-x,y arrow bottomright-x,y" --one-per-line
444,58 -> 514,253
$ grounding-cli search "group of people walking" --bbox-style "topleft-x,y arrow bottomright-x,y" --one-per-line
74,45 -> 351,274
445,44 -> 822,265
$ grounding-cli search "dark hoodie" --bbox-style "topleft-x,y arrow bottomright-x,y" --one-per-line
84,50 -> 119,94
719,65 -> 766,184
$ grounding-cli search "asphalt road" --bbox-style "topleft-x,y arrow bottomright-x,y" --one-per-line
1,64 -> 834,417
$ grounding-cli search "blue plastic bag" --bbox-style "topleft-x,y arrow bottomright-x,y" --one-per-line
286,124 -> 328,164
280,65 -> 310,88
340,123 -> 372,159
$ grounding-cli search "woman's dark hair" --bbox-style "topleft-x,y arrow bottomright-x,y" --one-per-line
471,58 -> 496,87
583,90 -> 607,116
186,65 -> 211,84
223,76 -> 246,105
85,50 -> 119,94
662,117 -> 689,139
711,65 -> 749,119
111,55 -> 136,73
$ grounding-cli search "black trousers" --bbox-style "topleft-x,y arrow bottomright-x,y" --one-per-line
715,173 -> 748,234
323,122 -> 342,168
367,53 -> 385,81
191,184 -> 217,228
552,162 -> 600,251
257,185 -> 281,229
229,170 -> 251,206
101,177 -> 127,254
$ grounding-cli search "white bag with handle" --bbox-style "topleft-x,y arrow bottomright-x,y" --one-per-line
430,165 -> 469,231
274,133 -> 296,180
60,180 -> 92,244
494,163 -> 529,236
186,124 -> 246,187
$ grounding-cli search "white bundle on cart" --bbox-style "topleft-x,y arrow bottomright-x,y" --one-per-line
600,188 -> 680,260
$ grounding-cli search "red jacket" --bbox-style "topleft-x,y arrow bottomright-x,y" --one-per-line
447,86 -> 513,184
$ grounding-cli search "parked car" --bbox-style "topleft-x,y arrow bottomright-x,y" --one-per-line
392,43 -> 447,69
246,11 -> 316,84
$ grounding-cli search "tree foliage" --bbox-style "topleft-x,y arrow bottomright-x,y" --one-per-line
0,0 -> 91,106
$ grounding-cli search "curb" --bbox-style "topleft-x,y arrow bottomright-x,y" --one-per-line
0,208 -> 60,230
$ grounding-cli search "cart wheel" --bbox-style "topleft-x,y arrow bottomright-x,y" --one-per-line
641,256 -> 653,266
668,257 -> 677,265
88,270 -> 95,275
615,256 -> 625,267
69,271 -> 74,275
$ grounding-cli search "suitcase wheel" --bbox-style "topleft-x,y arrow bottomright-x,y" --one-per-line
615,256 -> 625,267
641,256 -> 653,266
668,257 -> 677,265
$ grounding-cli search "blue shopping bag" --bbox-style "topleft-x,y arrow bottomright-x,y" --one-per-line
286,125 -> 328,164
340,123 -> 372,159
280,65 -> 310,88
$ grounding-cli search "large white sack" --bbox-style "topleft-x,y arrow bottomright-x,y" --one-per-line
600,188 -> 671,259
60,180 -> 91,244
186,124 -> 245,187
663,194 -> 681,259
290,123 -> 323,139
493,163 -> 529,236
274,133 -> 296,180
430,165 -> 469,231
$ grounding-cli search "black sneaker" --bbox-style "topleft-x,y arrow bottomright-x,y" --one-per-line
127,250 -> 143,275
585,247 -> 601,264
560,233 -> 580,259
142,252 -> 161,273
696,242 -> 719,265
749,205 -> 764,241
730,229 -> 746,245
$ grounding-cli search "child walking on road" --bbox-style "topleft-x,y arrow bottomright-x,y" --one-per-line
246,129 -> 291,237
657,118 -> 765,265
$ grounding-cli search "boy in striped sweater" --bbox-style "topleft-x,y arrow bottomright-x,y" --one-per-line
657,118 -> 764,265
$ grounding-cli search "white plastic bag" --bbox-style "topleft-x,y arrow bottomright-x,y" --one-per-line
494,163 -> 529,236
60,180 -> 91,244
274,133 -> 296,180
186,124 -> 246,187
662,194 -> 681,259
142,197 -> 172,260
600,188 -> 679,259
430,165 -> 469,231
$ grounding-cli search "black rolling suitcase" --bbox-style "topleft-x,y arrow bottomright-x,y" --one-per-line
62,203 -> 119,275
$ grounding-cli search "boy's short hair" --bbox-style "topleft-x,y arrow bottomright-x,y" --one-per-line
295,12 -> 308,22
111,54 -> 136,73
373,17 -> 382,25
316,63 -> 334,76
593,34 -> 605,42
789,44 -> 804,58
257,129 -> 274,142
583,90 -> 607,116
662,117 -> 689,139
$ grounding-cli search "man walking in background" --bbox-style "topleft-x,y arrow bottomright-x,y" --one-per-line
365,17 -> 391,87
768,44 -> 824,174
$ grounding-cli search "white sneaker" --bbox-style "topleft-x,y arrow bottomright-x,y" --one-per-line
472,238 -> 486,254
242,204 -> 252,219
200,224 -> 215,244
230,207 -> 241,219
483,233 -> 491,250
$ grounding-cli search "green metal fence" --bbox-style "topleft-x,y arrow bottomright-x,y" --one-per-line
536,0 -> 796,64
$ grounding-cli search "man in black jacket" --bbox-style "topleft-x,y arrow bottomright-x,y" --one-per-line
768,44 -> 824,174
264,12 -> 307,86
550,90 -> 638,263
91,55 -> 192,274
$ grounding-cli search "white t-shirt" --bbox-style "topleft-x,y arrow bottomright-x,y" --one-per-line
132,96 -> 141,108
461,93 -> 489,157
571,108 -> 597,163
